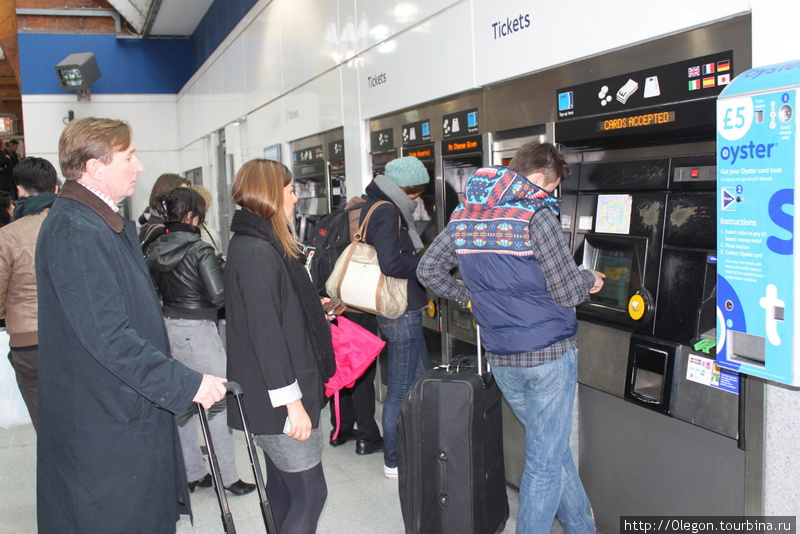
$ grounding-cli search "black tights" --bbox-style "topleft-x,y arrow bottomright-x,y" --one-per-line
263,452 -> 327,534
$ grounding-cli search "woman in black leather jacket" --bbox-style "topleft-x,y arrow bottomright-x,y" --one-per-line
146,188 -> 254,496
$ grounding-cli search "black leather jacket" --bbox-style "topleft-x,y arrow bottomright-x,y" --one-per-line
146,226 -> 224,320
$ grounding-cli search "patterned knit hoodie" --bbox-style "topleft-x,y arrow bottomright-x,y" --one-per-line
448,166 -> 577,355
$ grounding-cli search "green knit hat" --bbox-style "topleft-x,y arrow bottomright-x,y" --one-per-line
385,157 -> 429,187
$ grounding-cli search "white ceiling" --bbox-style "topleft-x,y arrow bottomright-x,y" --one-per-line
106,0 -> 216,36
148,0 -> 216,36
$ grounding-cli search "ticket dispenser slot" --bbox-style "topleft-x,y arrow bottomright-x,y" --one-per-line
625,336 -> 680,413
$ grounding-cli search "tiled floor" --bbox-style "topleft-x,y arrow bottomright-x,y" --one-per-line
0,405 -> 521,534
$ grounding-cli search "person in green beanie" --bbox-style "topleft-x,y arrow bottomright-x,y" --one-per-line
359,156 -> 432,478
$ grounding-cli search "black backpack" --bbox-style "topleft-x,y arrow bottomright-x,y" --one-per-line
303,201 -> 364,296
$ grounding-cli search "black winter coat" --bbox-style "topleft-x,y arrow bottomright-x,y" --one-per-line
224,231 -> 324,435
35,181 -> 202,534
361,180 -> 427,311
146,226 -> 224,320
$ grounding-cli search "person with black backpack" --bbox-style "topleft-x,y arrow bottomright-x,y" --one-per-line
303,196 -> 384,456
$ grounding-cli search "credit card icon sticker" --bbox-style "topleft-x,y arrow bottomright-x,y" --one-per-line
558,91 -> 574,111
616,79 -> 639,104
643,76 -> 660,98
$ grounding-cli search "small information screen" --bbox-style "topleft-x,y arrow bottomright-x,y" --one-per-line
598,111 -> 676,132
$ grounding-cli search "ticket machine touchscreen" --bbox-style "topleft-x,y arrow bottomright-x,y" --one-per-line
590,248 -> 633,310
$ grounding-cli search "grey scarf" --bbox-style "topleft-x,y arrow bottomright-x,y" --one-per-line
373,175 -> 424,252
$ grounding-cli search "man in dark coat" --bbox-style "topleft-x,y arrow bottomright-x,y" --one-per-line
36,117 -> 228,534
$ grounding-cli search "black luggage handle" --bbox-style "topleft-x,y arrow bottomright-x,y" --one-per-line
440,326 -> 496,389
225,381 -> 243,395
196,381 -> 278,534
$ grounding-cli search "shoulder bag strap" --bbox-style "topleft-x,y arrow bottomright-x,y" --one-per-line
140,223 -> 164,247
354,200 -> 392,243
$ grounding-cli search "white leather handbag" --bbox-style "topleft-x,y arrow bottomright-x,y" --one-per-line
325,201 -> 408,319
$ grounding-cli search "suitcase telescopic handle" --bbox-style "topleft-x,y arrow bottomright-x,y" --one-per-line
224,381 -> 279,534
225,381 -> 243,396
476,324 -> 487,376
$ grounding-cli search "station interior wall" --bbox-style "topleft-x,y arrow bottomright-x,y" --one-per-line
14,0 -> 800,518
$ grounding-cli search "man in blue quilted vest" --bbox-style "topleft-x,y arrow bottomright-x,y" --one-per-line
417,142 -> 605,534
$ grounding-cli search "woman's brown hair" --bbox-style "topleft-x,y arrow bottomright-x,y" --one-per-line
231,159 -> 299,257
149,173 -> 191,209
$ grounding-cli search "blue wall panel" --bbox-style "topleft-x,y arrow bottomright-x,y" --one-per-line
191,0 -> 258,72
19,34 -> 193,94
19,0 -> 258,95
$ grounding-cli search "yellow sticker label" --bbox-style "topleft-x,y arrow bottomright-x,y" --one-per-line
628,294 -> 646,321
427,300 -> 436,318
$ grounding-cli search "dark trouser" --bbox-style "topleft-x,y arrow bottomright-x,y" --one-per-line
263,453 -> 327,534
328,311 -> 382,444
9,347 -> 38,430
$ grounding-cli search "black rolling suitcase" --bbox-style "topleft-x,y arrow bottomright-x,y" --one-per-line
397,327 -> 509,534
196,382 -> 278,534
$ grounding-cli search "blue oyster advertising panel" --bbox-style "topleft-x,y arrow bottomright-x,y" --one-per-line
716,58 -> 800,385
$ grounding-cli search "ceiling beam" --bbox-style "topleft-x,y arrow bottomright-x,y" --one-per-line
105,0 -> 153,35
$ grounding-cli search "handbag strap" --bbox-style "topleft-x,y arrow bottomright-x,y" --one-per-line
354,200 -> 393,243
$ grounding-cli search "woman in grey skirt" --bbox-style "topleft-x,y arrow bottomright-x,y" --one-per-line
224,159 -> 336,534
146,187 -> 254,496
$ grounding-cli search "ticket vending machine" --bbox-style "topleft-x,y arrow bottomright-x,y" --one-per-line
554,45 -> 758,532
368,96 -> 485,363
369,125 -> 398,178
716,58 -> 800,386
439,133 -> 485,349
328,137 -> 346,210
289,128 -> 345,242
430,105 -> 488,355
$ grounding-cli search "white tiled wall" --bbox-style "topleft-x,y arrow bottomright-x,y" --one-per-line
356,0 -> 463,53
21,94 -> 181,219
242,3 -> 285,113
278,0 -> 341,92
356,2 -> 474,119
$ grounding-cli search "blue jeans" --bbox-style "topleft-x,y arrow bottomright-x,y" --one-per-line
492,349 -> 594,534
377,308 -> 430,468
